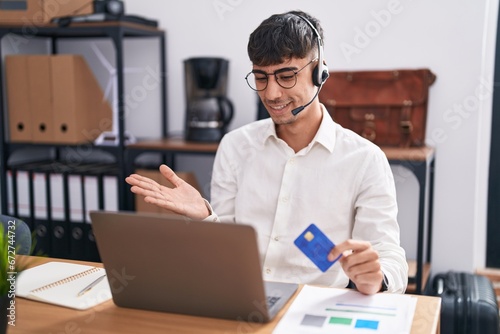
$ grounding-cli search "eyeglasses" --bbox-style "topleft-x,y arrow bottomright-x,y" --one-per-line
245,58 -> 318,91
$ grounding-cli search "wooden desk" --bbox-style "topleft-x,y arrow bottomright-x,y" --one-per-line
10,256 -> 441,334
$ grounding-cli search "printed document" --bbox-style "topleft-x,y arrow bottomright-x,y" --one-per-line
274,285 -> 417,334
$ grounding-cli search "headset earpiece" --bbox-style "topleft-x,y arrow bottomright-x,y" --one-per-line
312,66 -> 321,87
312,62 -> 329,87
290,13 -> 329,116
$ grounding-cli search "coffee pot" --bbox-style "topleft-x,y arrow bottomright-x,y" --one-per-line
184,57 -> 234,142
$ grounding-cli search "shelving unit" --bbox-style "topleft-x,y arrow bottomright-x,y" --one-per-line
382,146 -> 436,294
0,21 -> 166,260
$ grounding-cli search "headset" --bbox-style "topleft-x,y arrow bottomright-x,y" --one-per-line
291,14 -> 329,115
295,14 -> 329,87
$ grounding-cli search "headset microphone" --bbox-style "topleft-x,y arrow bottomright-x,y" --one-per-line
291,14 -> 329,116
291,86 -> 321,116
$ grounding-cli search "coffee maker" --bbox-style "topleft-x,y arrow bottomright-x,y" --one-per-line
184,57 -> 234,142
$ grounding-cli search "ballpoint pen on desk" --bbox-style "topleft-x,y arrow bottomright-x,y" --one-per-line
77,274 -> 107,297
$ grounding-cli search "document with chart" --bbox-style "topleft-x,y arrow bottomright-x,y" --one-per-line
274,285 -> 417,334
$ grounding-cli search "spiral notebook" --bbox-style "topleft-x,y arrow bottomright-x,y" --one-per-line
16,262 -> 112,310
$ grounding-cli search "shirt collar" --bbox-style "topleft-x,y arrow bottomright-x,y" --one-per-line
312,104 -> 337,153
261,118 -> 278,143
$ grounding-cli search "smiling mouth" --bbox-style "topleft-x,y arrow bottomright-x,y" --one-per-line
267,101 -> 292,112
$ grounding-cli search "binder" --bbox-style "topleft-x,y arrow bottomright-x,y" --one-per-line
49,173 -> 65,221
70,174 -> 86,260
70,221 -> 86,260
83,174 -> 99,223
27,55 -> 54,143
33,219 -> 51,257
6,170 -> 14,216
68,174 -> 84,223
34,168 -> 51,256
14,169 -> 30,217
50,55 -> 112,143
49,170 -> 73,259
103,174 -> 118,212
84,224 -> 101,262
31,167 -> 50,256
5,56 -> 33,142
84,165 -> 116,262
33,171 -> 48,220
50,217 -> 70,259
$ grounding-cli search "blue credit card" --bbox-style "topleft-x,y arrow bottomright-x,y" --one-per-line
294,223 -> 340,272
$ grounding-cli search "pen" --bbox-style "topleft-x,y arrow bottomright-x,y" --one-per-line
77,274 -> 106,297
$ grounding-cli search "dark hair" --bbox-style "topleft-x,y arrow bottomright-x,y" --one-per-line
247,10 -> 324,66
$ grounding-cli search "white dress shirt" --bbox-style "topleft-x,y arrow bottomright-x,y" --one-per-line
208,105 -> 408,293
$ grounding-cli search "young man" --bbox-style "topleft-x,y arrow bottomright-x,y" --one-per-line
126,10 -> 408,295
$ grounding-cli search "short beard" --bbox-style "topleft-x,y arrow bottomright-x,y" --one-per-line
271,113 -> 296,126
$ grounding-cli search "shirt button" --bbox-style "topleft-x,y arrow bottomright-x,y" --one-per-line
281,196 -> 289,203
274,236 -> 279,241
265,268 -> 271,274
289,158 -> 295,164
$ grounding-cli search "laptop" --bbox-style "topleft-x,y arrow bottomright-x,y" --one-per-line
90,210 -> 298,323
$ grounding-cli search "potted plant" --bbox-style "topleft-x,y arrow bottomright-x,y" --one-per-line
0,222 -> 35,334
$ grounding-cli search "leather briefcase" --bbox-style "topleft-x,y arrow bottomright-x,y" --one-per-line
319,69 -> 436,147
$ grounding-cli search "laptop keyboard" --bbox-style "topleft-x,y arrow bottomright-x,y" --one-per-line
267,296 -> 281,309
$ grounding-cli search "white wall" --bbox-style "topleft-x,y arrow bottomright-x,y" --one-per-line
121,0 -> 499,274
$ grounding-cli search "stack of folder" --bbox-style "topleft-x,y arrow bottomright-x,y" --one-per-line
5,54 -> 112,144
7,160 -> 119,261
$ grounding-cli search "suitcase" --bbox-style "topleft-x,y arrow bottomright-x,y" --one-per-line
425,271 -> 499,334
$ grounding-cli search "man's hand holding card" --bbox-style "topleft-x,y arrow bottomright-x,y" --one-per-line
294,223 -> 341,272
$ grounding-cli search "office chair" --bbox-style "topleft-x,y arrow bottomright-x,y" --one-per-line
0,214 -> 32,255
